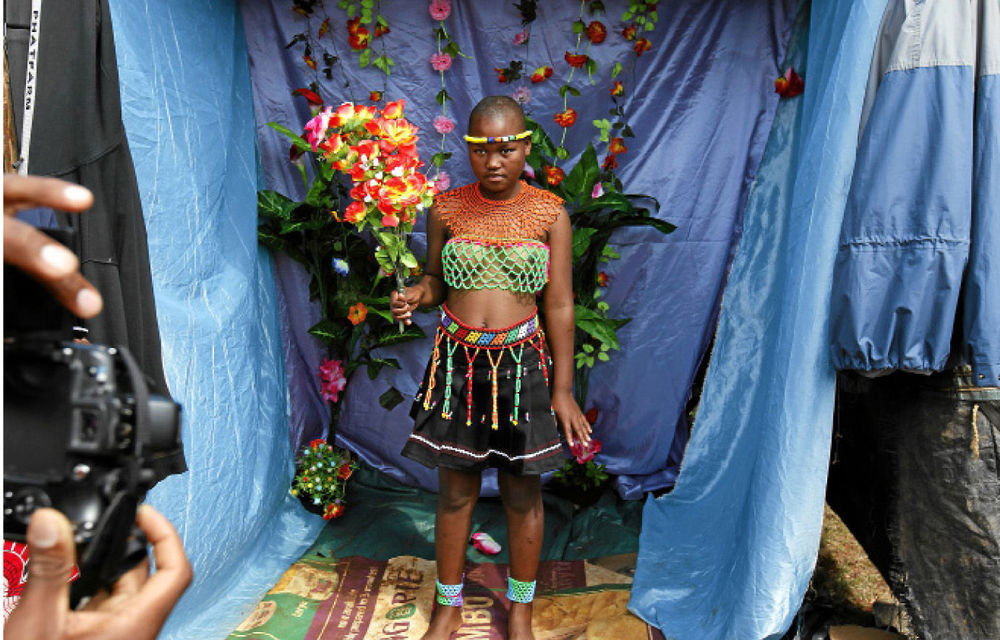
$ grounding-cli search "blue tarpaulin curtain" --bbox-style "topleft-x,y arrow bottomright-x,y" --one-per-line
629,1 -> 890,637
240,0 -> 794,497
108,1 -> 325,637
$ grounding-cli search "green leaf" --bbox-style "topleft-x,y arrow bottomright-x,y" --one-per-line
430,151 -> 453,168
361,0 -> 374,8
622,124 -> 635,138
585,58 -> 598,76
258,190 -> 299,220
555,146 -> 570,160
443,41 -> 460,58
308,319 -> 349,344
592,118 -> 611,143
572,227 -> 597,261
379,387 -> 404,410
572,19 -> 585,33
266,122 -> 312,152
645,21 -> 655,31
375,324 -> 426,347
436,88 -> 451,106
611,62 -> 623,78
559,84 -> 581,99
400,250 -> 419,269
358,48 -> 371,68
562,143 -> 601,204
582,343 -> 594,353
305,178 -> 331,208
574,305 -> 629,350
377,14 -> 388,27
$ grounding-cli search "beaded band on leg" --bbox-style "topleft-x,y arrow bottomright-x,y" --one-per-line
423,328 -> 443,411
507,577 -> 536,604
441,338 -> 458,420
436,578 -> 464,607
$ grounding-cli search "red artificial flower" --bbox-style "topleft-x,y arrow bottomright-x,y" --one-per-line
318,18 -> 331,38
338,462 -> 353,480
609,137 -> 627,154
586,21 -> 607,44
293,88 -> 323,106
348,20 -> 371,50
543,165 -> 565,186
369,90 -> 383,102
564,52 -> 588,69
381,99 -> 405,119
585,407 -> 600,425
495,67 -> 509,83
303,55 -> 317,70
633,38 -> 652,56
323,503 -> 345,520
602,154 -> 618,170
309,438 -> 326,448
597,272 -> 609,287
530,65 -> 554,83
610,81 -> 624,97
554,108 -> 578,128
622,24 -> 637,41
348,301 -> 368,325
774,67 -> 804,98
344,201 -> 367,224
374,22 -> 390,38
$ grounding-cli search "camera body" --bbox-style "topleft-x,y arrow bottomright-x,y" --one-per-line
3,256 -> 182,604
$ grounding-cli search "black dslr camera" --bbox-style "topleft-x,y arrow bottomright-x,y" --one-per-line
3,236 -> 183,605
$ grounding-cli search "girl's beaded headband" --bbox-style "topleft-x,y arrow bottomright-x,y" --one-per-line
463,130 -> 531,144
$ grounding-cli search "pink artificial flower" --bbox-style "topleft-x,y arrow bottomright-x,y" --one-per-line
522,164 -> 535,179
433,115 -> 456,134
429,0 -> 451,21
512,29 -> 529,45
434,171 -> 451,192
303,106 -> 333,151
430,52 -> 453,72
382,213 -> 400,227
569,438 -> 602,464
592,182 -> 605,199
319,359 -> 347,403
511,86 -> 531,104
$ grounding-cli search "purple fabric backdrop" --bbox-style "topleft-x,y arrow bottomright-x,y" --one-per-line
241,0 -> 793,495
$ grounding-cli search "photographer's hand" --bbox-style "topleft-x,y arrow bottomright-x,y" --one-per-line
5,505 -> 192,640
3,174 -> 103,317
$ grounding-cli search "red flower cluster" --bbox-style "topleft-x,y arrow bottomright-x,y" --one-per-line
633,38 -> 652,56
564,52 -> 588,69
586,21 -> 607,44
774,67 -> 804,98
347,17 -> 370,50
369,90 -> 383,102
530,65 -> 554,83
323,503 -> 345,520
622,24 -> 637,41
602,137 -> 628,170
554,108 -> 577,128
543,165 -> 565,186
610,81 -> 624,97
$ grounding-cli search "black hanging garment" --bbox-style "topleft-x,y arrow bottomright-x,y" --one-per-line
6,0 -> 186,477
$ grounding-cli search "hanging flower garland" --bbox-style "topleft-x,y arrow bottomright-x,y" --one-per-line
621,0 -> 658,56
337,0 -> 395,77
287,2 -> 354,96
428,0 -> 470,189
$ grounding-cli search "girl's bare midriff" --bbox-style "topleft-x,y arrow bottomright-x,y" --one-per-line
446,287 -> 538,328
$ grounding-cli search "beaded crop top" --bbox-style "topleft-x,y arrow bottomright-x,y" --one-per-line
437,182 -> 564,294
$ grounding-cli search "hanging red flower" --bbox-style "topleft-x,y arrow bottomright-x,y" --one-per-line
633,38 -> 652,56
554,108 -> 578,128
610,81 -> 624,97
543,165 -> 565,186
596,272 -> 608,287
602,154 -> 618,170
347,301 -> 368,325
318,18 -> 331,38
530,65 -> 554,83
586,21 -> 607,44
564,52 -> 588,69
369,90 -> 383,102
622,24 -> 637,41
347,18 -> 371,50
374,23 -> 390,38
774,67 -> 804,98
303,55 -> 317,70
585,407 -> 600,424
609,137 -> 627,154
337,462 -> 353,480
293,88 -> 324,107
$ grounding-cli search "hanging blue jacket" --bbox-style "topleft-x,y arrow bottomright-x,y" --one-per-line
830,0 -> 999,387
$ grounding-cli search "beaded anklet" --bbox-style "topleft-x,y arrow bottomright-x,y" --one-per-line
507,577 -> 536,604
436,578 -> 464,607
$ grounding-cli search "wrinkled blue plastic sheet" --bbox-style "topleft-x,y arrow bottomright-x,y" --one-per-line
109,1 -> 325,637
241,0 -> 794,496
830,0 -> 1000,386
629,1 -> 888,638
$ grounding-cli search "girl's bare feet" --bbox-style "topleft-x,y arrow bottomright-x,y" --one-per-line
420,605 -> 463,640
508,602 -> 535,640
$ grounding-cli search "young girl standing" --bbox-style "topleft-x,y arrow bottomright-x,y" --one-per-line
390,95 -> 591,640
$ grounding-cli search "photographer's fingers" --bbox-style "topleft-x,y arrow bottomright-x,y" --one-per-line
3,215 -> 103,317
5,509 -> 76,640
3,174 -> 94,215
129,506 -> 191,621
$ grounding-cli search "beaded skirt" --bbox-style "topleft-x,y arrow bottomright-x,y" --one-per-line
401,304 -> 566,475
